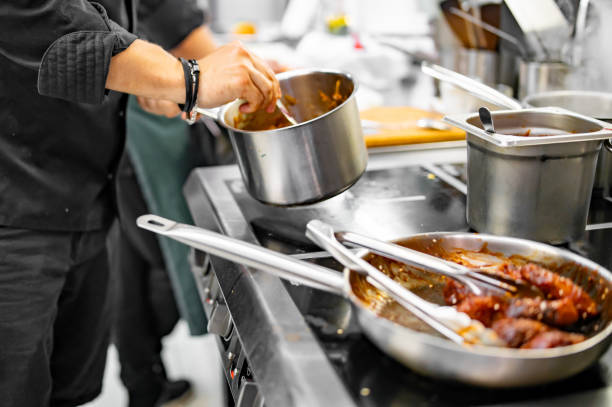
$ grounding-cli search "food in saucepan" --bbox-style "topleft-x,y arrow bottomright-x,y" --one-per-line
353,240 -> 607,349
232,80 -> 349,131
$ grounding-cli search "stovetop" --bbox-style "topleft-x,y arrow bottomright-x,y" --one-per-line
230,164 -> 468,255
184,144 -> 612,406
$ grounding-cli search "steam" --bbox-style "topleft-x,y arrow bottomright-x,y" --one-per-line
580,0 -> 612,91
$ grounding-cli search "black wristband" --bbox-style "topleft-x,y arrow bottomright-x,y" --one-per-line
187,59 -> 200,113
178,57 -> 192,112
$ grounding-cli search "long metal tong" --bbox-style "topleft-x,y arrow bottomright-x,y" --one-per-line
334,228 -> 517,296
306,220 -> 505,346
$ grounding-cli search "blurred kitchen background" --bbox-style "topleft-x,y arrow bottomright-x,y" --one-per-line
200,0 -> 612,112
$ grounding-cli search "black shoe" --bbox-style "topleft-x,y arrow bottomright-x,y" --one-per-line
156,379 -> 193,406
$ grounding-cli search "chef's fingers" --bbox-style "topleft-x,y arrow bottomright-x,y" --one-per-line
245,61 -> 277,113
243,48 -> 281,110
239,74 -> 265,113
248,57 -> 281,113
265,59 -> 288,74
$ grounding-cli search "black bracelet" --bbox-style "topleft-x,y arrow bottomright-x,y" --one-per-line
187,59 -> 200,114
178,57 -> 192,112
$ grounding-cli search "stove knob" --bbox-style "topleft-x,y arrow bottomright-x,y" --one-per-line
207,302 -> 232,337
236,379 -> 262,407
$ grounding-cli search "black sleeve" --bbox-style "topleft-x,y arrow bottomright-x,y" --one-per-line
138,0 -> 206,50
0,1 -> 138,104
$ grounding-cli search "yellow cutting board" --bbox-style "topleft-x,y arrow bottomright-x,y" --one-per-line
360,106 -> 465,148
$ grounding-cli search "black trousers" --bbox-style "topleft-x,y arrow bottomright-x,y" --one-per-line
0,226 -> 110,407
109,154 -> 180,399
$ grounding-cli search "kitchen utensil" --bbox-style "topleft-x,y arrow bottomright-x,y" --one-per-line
275,99 -> 298,126
478,107 -> 495,133
332,228 -> 517,296
448,6 -> 527,57
518,60 -> 572,100
445,107 -> 612,243
440,0 -> 476,48
305,220 -> 503,345
441,0 -> 502,50
137,214 -> 612,387
438,47 -> 500,87
195,68 -> 367,206
422,61 -> 522,109
504,0 -> 571,61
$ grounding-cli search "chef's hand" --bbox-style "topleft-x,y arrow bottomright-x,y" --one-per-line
196,41 -> 281,114
136,96 -> 182,118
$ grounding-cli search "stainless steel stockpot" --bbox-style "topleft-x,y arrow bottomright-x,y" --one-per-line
197,69 -> 367,206
138,215 -> 612,388
422,63 -> 612,199
445,107 -> 612,244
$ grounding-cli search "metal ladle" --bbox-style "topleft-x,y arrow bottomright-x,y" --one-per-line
276,99 -> 298,126
479,106 -> 495,133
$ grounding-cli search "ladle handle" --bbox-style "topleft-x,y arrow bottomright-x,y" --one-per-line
421,62 -> 523,110
137,215 -> 345,295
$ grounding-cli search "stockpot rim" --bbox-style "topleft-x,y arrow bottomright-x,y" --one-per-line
444,107 -> 612,147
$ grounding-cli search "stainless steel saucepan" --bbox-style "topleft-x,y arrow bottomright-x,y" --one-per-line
195,68 -> 367,206
137,214 -> 612,387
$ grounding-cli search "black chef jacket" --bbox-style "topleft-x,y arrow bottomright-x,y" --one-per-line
0,0 -> 204,231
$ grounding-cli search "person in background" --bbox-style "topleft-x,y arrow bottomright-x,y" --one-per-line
0,1 -> 279,407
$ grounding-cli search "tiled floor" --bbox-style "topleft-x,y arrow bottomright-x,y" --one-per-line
83,321 -> 225,407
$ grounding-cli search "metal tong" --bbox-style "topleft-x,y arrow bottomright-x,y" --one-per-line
306,220 -> 505,346
333,228 -> 517,296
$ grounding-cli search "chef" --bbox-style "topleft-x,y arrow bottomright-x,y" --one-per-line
0,1 -> 280,406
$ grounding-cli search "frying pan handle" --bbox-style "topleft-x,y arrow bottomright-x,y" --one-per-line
605,138 -> 612,154
421,62 -> 523,110
137,215 -> 345,295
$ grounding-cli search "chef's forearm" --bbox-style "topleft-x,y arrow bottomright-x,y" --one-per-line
105,39 -> 185,104
171,25 -> 217,60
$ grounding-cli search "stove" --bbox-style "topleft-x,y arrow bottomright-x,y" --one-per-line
183,142 -> 612,407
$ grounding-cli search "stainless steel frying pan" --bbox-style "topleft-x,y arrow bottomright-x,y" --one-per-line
137,214 -> 612,387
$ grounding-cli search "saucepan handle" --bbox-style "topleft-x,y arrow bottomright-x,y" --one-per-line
194,107 -> 221,121
137,215 -> 346,295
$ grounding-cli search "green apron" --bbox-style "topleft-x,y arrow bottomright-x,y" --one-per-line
125,96 -> 206,335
